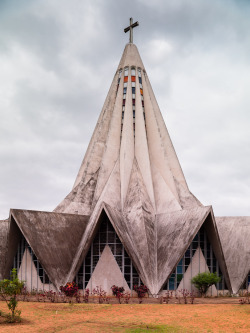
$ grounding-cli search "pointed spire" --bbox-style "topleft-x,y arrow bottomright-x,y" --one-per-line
55,41 -> 200,216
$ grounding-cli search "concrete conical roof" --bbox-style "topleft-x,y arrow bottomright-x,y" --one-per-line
52,43 -> 230,295
54,43 -> 201,215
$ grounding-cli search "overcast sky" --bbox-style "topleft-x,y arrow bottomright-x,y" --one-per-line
0,0 -> 250,219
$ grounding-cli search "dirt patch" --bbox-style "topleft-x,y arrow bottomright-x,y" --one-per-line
0,301 -> 249,332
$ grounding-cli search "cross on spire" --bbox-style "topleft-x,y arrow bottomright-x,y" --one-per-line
124,18 -> 139,44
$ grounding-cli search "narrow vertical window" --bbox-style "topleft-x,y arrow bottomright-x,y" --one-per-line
138,68 -> 146,122
121,67 -> 129,135
116,69 -> 123,95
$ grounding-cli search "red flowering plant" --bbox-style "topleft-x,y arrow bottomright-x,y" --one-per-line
161,290 -> 173,304
111,285 -> 125,304
60,282 -> 78,303
92,286 -> 109,304
123,291 -> 131,304
133,285 -> 149,304
83,288 -> 90,303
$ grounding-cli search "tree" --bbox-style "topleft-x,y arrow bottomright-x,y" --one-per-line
0,268 -> 24,322
191,272 -> 221,297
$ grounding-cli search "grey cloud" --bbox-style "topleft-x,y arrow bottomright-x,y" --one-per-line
0,0 -> 250,218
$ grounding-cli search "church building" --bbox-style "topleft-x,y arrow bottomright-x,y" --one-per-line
0,19 -> 249,296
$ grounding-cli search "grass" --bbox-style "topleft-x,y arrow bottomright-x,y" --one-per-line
0,301 -> 250,332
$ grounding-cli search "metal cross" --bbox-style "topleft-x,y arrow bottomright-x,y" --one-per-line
124,18 -> 139,44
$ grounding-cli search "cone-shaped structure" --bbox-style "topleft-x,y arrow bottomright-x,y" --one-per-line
3,39 -> 247,296
54,43 -> 201,216
53,43 -> 230,295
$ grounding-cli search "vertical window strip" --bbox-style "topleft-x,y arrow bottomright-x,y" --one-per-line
131,67 -> 136,136
138,68 -> 146,123
116,69 -> 122,95
121,67 -> 129,135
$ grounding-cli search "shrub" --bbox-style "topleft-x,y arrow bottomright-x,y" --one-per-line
92,286 -> 109,304
191,272 -> 221,297
111,285 -> 125,297
161,291 -> 173,304
111,285 -> 125,304
133,285 -> 149,303
0,268 -> 24,322
60,282 -> 78,297
83,288 -> 90,303
239,291 -> 250,305
123,292 -> 131,304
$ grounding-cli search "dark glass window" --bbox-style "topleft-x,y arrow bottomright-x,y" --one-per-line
75,212 -> 141,289
12,234 -> 51,285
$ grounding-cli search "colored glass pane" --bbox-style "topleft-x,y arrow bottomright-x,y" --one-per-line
140,89 -> 143,95
131,76 -> 136,82
124,76 -> 128,82
139,77 -> 142,83
132,87 -> 135,94
123,87 -> 127,94
132,99 -> 135,106
123,100 -> 126,106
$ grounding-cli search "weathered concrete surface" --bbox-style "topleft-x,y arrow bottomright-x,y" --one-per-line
46,42 -> 249,297
86,245 -> 130,294
123,160 -> 156,293
0,219 -> 10,279
54,43 -> 202,217
120,70 -> 134,209
216,217 -> 250,293
54,170 -> 99,215
52,44 -> 236,295
9,209 -> 89,289
156,206 -> 211,292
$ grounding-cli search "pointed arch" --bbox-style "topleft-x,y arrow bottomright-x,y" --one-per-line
157,207 -> 231,294
74,209 -> 141,290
